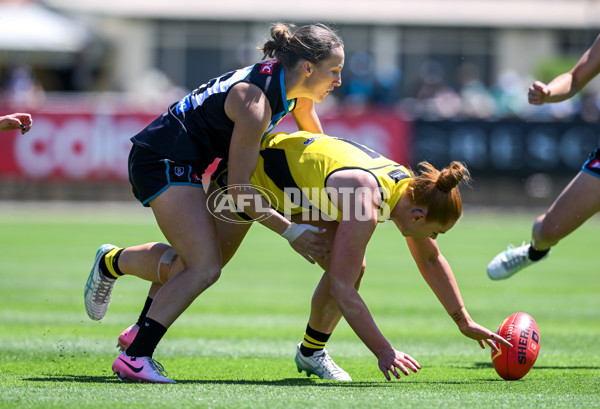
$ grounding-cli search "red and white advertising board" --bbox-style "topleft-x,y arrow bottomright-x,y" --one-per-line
0,107 -> 412,185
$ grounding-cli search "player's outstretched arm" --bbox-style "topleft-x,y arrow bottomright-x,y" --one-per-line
325,172 -> 422,379
329,218 -> 422,380
529,34 -> 600,105
405,236 -> 511,351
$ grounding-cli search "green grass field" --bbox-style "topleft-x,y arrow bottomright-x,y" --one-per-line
0,201 -> 598,409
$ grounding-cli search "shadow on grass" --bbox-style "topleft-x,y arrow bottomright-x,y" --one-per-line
22,375 -> 469,387
23,375 -> 121,384
469,362 -> 600,370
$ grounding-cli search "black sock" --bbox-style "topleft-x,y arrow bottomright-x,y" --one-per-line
136,297 -> 153,327
300,324 -> 331,357
528,245 -> 550,261
99,248 -> 124,279
125,317 -> 167,358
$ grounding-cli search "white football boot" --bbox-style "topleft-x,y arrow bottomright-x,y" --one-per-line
487,243 -> 549,280
295,343 -> 352,381
84,244 -> 119,320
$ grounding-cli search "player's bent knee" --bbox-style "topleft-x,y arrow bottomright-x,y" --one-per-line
204,267 -> 222,287
157,247 -> 178,284
186,265 -> 222,294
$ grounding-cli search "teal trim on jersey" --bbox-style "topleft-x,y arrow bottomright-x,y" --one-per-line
262,67 -> 294,139
280,67 -> 290,115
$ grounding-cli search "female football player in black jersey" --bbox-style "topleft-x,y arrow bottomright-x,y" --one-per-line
84,23 -> 344,383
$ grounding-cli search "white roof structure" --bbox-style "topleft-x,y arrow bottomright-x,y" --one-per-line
41,0 -> 600,28
0,2 -> 91,52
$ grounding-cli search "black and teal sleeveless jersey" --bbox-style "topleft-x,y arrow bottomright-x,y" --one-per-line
131,61 -> 296,164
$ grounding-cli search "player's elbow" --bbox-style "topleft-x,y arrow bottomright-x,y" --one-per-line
354,260 -> 366,290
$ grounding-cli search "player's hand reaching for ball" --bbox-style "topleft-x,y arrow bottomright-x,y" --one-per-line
528,81 -> 551,105
376,347 -> 421,381
456,317 -> 512,353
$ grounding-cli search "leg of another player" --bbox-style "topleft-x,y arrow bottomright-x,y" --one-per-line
293,217 -> 355,381
116,193 -> 253,285
488,169 -> 600,280
207,182 -> 255,267
114,185 -> 223,383
290,217 -> 342,334
307,261 -> 365,334
129,185 -> 222,347
116,191 -> 253,352
531,171 -> 600,251
117,243 -> 181,283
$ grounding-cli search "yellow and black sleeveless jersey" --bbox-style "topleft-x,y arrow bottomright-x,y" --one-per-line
251,131 -> 413,222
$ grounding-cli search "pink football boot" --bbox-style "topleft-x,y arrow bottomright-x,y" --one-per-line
112,352 -> 175,384
117,324 -> 139,351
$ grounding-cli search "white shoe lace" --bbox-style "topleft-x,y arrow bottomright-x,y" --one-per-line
93,275 -> 114,303
313,350 -> 347,378
501,243 -> 530,270
148,358 -> 169,378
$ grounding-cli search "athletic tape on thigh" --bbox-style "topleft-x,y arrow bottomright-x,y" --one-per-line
157,247 -> 177,284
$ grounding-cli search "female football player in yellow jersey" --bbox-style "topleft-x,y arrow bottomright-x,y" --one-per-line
94,131 -> 511,382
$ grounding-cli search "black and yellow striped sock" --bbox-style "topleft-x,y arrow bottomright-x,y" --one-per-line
300,324 -> 331,357
99,248 -> 124,279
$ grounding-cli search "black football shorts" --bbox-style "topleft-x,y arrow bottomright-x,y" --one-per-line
128,144 -> 206,207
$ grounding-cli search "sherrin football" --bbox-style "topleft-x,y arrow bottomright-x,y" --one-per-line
491,312 -> 540,380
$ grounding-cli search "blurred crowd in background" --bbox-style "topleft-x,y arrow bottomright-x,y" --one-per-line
332,54 -> 600,122
3,52 -> 599,123
2,0 -> 599,124
1,1 -> 599,205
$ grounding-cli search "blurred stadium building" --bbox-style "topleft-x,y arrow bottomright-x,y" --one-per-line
1,0 -> 600,206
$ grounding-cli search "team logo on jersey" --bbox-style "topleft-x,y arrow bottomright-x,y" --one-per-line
174,167 -> 185,177
388,169 -> 409,182
259,61 -> 276,75
176,95 -> 191,114
587,159 -> 600,169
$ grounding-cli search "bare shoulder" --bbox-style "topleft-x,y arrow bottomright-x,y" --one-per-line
227,81 -> 266,102
225,82 -> 270,122
328,168 -> 379,189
